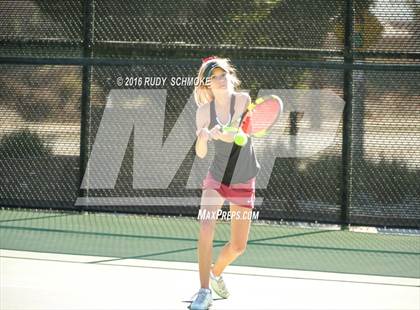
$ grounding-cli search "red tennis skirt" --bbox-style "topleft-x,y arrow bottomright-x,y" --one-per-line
202,171 -> 256,209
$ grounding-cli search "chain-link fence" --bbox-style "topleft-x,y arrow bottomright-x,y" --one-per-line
0,0 -> 419,228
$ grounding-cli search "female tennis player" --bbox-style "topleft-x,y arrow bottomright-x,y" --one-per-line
190,57 -> 260,309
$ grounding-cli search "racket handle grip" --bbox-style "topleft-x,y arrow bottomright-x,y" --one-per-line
241,115 -> 252,134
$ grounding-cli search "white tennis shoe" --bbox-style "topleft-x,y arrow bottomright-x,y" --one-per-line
190,288 -> 212,310
210,267 -> 230,299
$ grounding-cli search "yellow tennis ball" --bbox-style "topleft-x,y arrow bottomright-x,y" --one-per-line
234,132 -> 248,146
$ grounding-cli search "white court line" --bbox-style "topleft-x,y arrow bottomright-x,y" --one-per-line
0,249 -> 115,264
1,249 -> 419,310
2,249 -> 418,287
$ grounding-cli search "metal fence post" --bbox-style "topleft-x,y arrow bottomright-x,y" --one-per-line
79,0 -> 95,211
341,0 -> 354,229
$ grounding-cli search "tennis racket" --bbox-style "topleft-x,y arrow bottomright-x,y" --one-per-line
223,95 -> 283,146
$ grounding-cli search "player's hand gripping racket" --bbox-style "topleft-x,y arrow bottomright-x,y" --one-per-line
224,95 -> 283,146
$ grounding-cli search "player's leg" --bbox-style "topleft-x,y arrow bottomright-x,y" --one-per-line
191,189 -> 224,309
209,203 -> 252,299
197,188 -> 225,288
212,203 -> 252,276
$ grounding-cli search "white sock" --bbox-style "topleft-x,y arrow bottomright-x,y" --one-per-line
210,270 -> 221,280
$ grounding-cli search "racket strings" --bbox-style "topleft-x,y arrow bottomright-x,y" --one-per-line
250,100 -> 281,133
